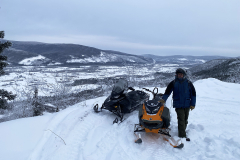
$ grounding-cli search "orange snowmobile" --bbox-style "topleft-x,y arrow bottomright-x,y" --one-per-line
134,88 -> 184,149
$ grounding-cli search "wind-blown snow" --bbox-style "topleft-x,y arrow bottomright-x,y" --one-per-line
0,78 -> 240,160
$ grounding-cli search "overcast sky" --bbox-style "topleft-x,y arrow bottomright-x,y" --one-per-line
1,0 -> 240,57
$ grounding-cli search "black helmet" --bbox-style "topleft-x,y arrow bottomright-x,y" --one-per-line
176,68 -> 186,75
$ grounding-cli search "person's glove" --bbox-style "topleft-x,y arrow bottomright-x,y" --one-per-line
159,99 -> 165,104
190,106 -> 195,111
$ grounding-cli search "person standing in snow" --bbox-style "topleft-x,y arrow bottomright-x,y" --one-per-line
160,68 -> 196,141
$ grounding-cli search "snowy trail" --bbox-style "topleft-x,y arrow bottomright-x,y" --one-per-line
1,78 -> 240,160
28,78 -> 240,160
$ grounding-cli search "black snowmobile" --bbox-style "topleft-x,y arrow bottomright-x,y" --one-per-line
93,79 -> 149,123
134,87 -> 184,149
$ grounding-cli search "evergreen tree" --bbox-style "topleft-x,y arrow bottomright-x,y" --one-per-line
0,31 -> 16,109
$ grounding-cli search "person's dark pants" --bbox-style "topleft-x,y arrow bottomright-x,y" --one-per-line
175,108 -> 190,137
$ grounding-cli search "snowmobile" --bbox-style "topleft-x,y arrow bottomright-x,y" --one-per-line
134,87 -> 184,149
93,79 -> 150,124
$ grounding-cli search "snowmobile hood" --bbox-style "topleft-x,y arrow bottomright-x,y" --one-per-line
144,100 -> 162,114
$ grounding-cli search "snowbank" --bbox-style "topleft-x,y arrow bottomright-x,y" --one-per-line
0,78 -> 240,160
0,114 -> 52,160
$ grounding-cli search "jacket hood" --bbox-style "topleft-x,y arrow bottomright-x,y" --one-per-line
175,75 -> 187,82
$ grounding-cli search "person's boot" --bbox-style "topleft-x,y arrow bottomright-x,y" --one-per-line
179,136 -> 190,141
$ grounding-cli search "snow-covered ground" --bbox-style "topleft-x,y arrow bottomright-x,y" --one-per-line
1,78 -> 240,160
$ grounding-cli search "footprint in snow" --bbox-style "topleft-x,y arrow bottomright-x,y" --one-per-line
188,124 -> 204,131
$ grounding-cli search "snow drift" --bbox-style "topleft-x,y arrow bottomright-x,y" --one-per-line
0,78 -> 240,160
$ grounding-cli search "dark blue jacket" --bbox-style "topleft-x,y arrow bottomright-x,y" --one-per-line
162,77 -> 196,108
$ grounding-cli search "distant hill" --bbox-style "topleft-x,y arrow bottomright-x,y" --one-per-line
2,40 -> 153,66
188,57 -> 240,83
142,54 -> 228,66
2,40 -> 232,68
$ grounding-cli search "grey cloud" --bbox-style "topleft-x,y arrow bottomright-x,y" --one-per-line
1,0 -> 240,57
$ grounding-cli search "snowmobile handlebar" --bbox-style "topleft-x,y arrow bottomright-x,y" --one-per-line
153,87 -> 158,95
128,87 -> 135,91
142,87 -> 158,96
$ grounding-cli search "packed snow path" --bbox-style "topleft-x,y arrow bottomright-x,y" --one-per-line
1,78 -> 240,160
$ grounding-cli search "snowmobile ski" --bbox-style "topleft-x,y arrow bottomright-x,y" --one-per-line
135,138 -> 142,143
134,133 -> 142,144
93,104 -> 101,113
94,104 -> 127,124
134,124 -> 184,148
163,136 -> 184,149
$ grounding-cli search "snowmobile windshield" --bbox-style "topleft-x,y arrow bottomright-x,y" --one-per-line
111,79 -> 128,97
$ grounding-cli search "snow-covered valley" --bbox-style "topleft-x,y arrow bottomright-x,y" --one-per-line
1,78 -> 240,160
0,64 -> 181,99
